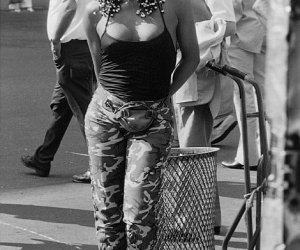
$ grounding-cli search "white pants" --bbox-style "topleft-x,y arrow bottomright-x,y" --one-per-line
214,75 -> 236,121
9,0 -> 32,9
22,0 -> 32,8
227,45 -> 266,166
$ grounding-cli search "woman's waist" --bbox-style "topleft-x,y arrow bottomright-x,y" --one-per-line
98,77 -> 170,102
94,85 -> 169,110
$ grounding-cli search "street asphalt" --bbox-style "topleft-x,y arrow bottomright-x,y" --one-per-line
0,10 -> 257,250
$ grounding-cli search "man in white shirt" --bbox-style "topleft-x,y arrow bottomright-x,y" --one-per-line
21,0 -> 95,183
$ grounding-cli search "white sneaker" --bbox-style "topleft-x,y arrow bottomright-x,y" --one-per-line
27,7 -> 34,12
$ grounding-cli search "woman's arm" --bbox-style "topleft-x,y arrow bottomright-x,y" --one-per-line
169,0 -> 200,96
83,1 -> 102,82
191,0 -> 212,22
224,21 -> 236,37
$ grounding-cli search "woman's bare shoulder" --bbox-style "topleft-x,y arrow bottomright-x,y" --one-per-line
84,0 -> 101,15
83,0 -> 102,24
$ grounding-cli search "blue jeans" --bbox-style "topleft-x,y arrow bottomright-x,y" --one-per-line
85,86 -> 173,249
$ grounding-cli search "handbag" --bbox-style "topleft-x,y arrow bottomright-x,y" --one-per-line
115,103 -> 157,133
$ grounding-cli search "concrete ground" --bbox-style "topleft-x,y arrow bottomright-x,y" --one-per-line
0,10 -> 258,250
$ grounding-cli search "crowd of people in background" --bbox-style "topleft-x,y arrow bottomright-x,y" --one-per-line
8,0 -> 34,12
18,0 -> 268,248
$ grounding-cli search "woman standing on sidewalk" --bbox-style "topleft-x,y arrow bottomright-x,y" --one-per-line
82,0 -> 199,248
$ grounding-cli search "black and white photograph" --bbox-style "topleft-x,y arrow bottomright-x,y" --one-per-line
1,0 -> 300,249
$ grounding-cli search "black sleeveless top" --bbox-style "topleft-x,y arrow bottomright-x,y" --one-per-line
99,10 -> 176,101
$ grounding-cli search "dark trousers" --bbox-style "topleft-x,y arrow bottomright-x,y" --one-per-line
34,40 -> 95,165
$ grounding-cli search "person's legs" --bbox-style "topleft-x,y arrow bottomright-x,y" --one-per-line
218,74 -> 236,120
224,45 -> 260,167
21,82 -> 73,176
33,83 -> 73,165
176,104 -> 221,231
253,49 -> 266,100
211,74 -> 237,144
86,86 -> 173,249
123,105 -> 173,249
9,2 -> 21,12
171,100 -> 180,147
85,95 -> 127,249
22,41 -> 94,178
20,0 -> 34,11
253,48 -> 269,155
177,104 -> 213,147
58,40 -> 95,181
234,83 -> 259,166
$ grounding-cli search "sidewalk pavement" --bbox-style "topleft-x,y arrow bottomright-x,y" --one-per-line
0,131 -> 256,250
0,10 -> 257,250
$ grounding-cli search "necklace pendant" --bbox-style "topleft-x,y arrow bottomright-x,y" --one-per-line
98,0 -> 163,18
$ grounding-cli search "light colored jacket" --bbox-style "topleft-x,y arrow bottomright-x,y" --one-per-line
175,0 -> 235,117
231,0 -> 266,53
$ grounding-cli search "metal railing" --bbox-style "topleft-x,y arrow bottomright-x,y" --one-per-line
206,60 -> 269,250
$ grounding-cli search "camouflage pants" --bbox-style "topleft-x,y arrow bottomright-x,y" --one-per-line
85,86 -> 173,250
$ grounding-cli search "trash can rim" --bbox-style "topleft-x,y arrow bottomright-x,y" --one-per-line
168,147 -> 220,158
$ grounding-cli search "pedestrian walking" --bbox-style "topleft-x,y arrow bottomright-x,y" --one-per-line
20,0 -> 34,12
21,0 -> 96,183
8,0 -> 34,12
8,0 -> 21,12
82,0 -> 199,248
221,0 -> 267,170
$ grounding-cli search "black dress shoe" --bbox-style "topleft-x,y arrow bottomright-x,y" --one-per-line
249,165 -> 258,171
214,226 -> 221,235
21,155 -> 50,177
222,161 -> 257,171
72,171 -> 91,183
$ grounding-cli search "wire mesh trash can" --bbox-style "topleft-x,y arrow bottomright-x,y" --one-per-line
154,147 -> 219,250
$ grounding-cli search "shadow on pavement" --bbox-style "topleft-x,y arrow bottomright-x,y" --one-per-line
0,239 -> 95,250
214,226 -> 248,249
216,227 -> 247,239
218,180 -> 247,199
214,238 -> 247,249
0,203 -> 94,227
214,228 -> 247,249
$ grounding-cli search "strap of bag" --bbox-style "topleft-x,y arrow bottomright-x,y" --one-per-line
115,107 -> 157,120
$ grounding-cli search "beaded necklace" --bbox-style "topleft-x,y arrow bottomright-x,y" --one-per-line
98,0 -> 165,18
